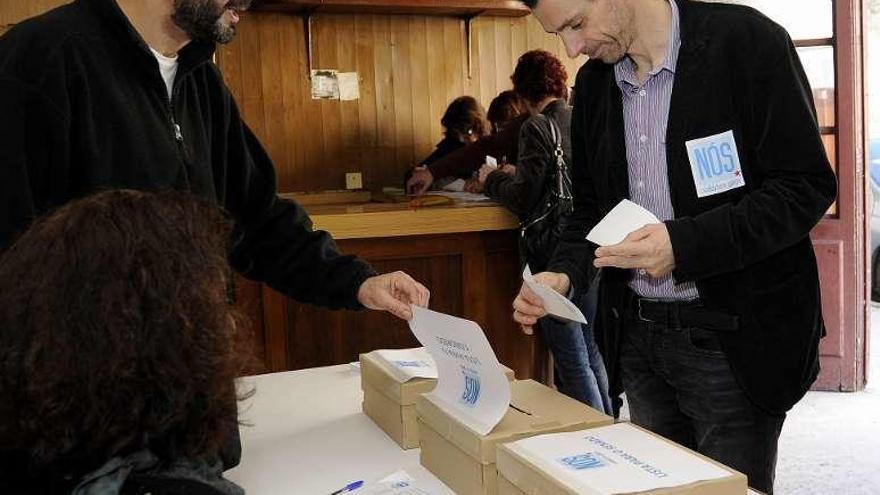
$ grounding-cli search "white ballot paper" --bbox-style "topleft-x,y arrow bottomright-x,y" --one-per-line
506,423 -> 732,495
441,178 -> 466,192
359,470 -> 435,495
374,347 -> 438,382
408,306 -> 511,435
523,265 -> 586,324
486,155 -> 498,169
586,199 -> 661,246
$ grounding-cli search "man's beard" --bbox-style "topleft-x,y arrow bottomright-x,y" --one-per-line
171,0 -> 251,44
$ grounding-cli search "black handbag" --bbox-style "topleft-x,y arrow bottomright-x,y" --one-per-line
518,115 -> 573,271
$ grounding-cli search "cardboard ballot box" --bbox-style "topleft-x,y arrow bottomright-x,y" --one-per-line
416,379 -> 612,495
360,350 -> 514,449
496,423 -> 747,495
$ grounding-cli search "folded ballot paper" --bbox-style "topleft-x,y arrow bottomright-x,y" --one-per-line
586,199 -> 661,247
408,306 -> 511,435
497,423 -> 747,495
358,470 -> 434,495
523,265 -> 586,324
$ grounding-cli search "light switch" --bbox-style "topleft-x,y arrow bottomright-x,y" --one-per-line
345,172 -> 363,190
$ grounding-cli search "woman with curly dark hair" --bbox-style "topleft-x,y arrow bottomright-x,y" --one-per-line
477,50 -> 613,415
0,190 -> 251,495
405,95 -> 491,192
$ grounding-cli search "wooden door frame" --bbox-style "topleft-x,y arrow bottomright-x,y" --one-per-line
812,0 -> 868,392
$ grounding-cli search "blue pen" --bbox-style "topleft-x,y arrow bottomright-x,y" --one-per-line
329,480 -> 364,495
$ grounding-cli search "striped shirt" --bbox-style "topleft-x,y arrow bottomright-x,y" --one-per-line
614,0 -> 699,301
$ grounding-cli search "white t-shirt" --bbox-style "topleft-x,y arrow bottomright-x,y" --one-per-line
149,47 -> 179,99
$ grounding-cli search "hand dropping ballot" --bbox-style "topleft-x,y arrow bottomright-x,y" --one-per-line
408,306 -> 510,435
586,199 -> 660,246
523,265 -> 586,324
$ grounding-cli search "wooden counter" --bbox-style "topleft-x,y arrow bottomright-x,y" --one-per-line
236,198 -> 548,383
305,201 -> 519,239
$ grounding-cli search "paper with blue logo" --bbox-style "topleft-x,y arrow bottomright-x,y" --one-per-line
373,348 -> 438,383
685,130 -> 746,198
357,470 -> 434,494
408,306 -> 511,435
505,423 -> 731,494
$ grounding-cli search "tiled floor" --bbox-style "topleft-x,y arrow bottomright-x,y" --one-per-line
774,308 -> 880,494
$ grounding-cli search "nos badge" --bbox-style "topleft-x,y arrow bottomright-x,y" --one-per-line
685,130 -> 746,198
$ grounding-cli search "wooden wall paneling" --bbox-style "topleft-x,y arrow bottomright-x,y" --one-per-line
373,15 -> 398,187
409,16 -> 433,165
425,17 -> 447,154
355,15 -> 380,186
338,16 -> 362,181
316,15 -> 345,190
494,18 -> 514,97
216,13 -> 585,193
0,0 -> 69,26
237,17 -> 269,156
258,15 -> 289,189
391,17 -> 416,174
278,15 -> 306,190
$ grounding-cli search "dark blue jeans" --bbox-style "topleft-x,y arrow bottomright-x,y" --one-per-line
539,291 -> 613,415
620,304 -> 785,494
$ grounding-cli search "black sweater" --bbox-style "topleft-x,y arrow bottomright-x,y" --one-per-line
0,0 -> 376,309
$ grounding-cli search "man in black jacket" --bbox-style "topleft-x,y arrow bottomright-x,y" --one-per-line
0,0 -> 429,318
511,0 -> 837,493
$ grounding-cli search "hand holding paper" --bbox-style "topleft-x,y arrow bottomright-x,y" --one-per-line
514,267 -> 585,334
588,200 -> 675,279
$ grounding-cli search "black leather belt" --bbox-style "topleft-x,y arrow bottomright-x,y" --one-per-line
635,297 -> 739,332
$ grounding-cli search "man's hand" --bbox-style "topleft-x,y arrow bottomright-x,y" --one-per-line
594,223 -> 675,278
512,271 -> 570,335
357,271 -> 431,321
500,164 -> 516,176
463,178 -> 483,193
477,163 -> 495,185
406,166 -> 434,195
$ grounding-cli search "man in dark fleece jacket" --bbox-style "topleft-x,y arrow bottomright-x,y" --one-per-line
0,0 -> 430,318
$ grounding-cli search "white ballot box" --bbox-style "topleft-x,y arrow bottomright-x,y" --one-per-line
417,380 -> 612,495
496,423 -> 747,495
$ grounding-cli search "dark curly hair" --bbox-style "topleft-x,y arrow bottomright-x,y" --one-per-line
511,49 -> 569,105
441,96 -> 490,141
0,190 -> 251,481
488,90 -> 528,133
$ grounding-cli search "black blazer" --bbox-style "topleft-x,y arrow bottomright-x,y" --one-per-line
549,0 -> 837,414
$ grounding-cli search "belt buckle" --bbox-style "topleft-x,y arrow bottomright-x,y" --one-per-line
637,298 -> 655,322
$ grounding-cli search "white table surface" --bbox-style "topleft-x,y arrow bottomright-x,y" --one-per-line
226,364 -> 455,494
226,365 -> 762,495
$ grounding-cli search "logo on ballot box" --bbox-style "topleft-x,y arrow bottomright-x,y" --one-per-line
558,452 -> 612,471
685,130 -> 745,198
393,360 -> 427,368
459,368 -> 482,407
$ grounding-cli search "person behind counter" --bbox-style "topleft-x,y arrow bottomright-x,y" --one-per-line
0,190 -> 250,495
478,50 -> 612,414
407,91 -> 529,195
